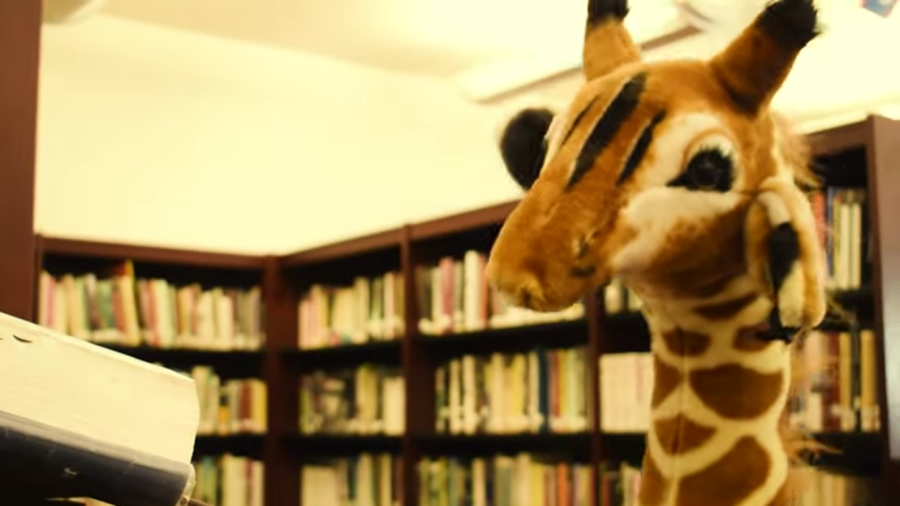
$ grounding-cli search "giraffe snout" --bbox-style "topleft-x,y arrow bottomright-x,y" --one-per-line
485,259 -> 543,311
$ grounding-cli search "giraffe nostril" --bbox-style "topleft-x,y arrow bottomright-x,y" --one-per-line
570,264 -> 597,279
520,289 -> 533,309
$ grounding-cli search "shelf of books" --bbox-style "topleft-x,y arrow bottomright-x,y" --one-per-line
272,231 -> 408,506
32,236 -> 268,506
26,116 -> 900,506
400,207 -> 600,506
275,116 -> 899,506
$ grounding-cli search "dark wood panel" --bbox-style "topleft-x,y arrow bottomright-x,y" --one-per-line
192,434 -> 264,459
409,201 -> 517,240
39,236 -> 264,270
414,433 -> 591,459
866,116 -> 900,466
98,344 -> 263,379
809,431 -> 884,476
0,0 -> 41,320
400,224 -> 427,506
262,257 -> 300,506
279,228 -> 403,268
585,292 -> 603,506
412,319 -> 589,358
807,119 -> 869,157
282,435 -> 403,456
280,340 -> 402,369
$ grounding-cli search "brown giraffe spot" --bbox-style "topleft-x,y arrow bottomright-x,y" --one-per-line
675,436 -> 771,505
651,355 -> 683,408
693,292 -> 759,320
637,199 -> 750,300
661,329 -> 712,356
654,414 -> 717,455
689,364 -> 784,419
734,322 -> 775,352
765,480 -> 791,506
638,451 -> 669,506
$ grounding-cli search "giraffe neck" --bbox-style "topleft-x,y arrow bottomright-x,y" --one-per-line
634,276 -> 794,506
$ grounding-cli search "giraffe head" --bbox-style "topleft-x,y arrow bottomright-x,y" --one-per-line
487,0 -> 827,330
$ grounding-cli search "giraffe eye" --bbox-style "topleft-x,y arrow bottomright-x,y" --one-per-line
668,146 -> 734,193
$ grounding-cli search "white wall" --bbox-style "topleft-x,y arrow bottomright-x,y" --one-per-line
36,8 -> 900,256
36,15 -> 524,255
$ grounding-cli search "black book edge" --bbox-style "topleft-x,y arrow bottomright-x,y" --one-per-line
0,409 -> 196,506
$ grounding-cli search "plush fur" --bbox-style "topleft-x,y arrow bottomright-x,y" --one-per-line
485,0 -> 827,504
582,0 -> 640,79
710,0 -> 820,114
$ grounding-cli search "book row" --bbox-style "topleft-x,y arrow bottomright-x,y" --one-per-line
418,454 -> 592,506
190,366 -> 267,436
295,250 -> 586,350
790,329 -> 880,432
66,451 -> 883,506
193,454 -> 264,506
599,330 -> 881,434
298,272 -> 405,349
294,325 -> 879,438
302,451 -> 873,506
302,453 -> 401,506
597,460 -> 882,505
37,264 -> 265,350
436,347 -> 589,435
299,365 -> 405,436
68,455 -> 267,506
40,187 -> 868,353
814,187 -> 869,291
414,251 -> 585,335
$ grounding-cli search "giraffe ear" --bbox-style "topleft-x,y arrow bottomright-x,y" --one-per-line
746,177 -> 827,335
709,0 -> 820,114
582,0 -> 641,81
498,108 -> 554,190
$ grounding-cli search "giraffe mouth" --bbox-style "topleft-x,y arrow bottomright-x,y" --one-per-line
494,268 -> 601,314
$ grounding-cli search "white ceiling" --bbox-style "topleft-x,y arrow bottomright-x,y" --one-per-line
100,0 -> 689,77
94,0 -> 900,124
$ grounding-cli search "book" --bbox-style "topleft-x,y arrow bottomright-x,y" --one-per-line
0,309 -> 201,506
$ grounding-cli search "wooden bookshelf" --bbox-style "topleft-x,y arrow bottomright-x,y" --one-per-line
0,0 -> 41,322
31,235 -> 270,506
27,114 -> 900,506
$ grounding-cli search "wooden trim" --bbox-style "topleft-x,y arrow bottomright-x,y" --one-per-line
585,293 -> 603,506
262,256 -> 300,506
40,236 -> 264,270
807,119 -> 869,157
0,0 -> 41,321
279,228 -> 403,268
399,224 -> 423,506
409,201 -> 519,241
864,116 -> 900,469
32,234 -> 46,323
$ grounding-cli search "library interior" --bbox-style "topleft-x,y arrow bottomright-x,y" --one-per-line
2,0 -> 899,505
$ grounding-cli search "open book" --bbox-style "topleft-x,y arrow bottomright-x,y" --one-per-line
0,310 -> 201,506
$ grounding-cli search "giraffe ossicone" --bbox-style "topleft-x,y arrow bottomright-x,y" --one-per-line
485,0 -> 828,504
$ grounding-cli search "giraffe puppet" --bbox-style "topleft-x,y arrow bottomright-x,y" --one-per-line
485,0 -> 828,504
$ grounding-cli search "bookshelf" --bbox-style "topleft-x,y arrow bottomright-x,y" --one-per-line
32,235 -> 269,506
28,114 -> 900,506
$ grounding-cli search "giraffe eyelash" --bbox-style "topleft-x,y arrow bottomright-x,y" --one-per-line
667,135 -> 738,193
